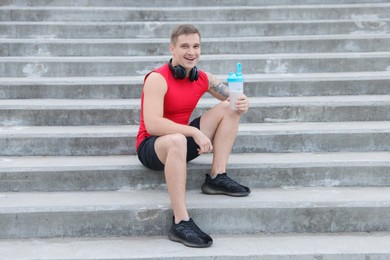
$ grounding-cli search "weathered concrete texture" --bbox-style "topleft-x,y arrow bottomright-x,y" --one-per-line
236,121 -> 390,153
1,232 -> 390,260
2,0 -> 390,7
0,76 -> 144,99
1,1 -> 390,258
2,53 -> 390,76
1,20 -> 389,39
1,122 -> 390,156
3,33 -> 390,56
1,152 -> 390,192
1,72 -> 390,99
0,125 -> 136,156
1,95 -> 389,126
1,5 -> 390,22
1,187 -> 390,238
3,35 -> 390,56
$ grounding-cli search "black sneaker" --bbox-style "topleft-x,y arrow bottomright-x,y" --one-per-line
168,218 -> 213,248
201,173 -> 251,197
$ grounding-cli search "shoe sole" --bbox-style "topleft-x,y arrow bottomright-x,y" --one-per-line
201,185 -> 251,197
168,231 -> 213,248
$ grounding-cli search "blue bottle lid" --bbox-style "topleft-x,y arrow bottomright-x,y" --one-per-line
227,63 -> 244,83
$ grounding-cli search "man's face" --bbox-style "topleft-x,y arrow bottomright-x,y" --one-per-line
170,33 -> 201,71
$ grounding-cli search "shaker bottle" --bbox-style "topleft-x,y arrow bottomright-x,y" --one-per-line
227,63 -> 244,111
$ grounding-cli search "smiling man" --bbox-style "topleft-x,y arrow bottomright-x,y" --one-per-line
136,24 -> 250,248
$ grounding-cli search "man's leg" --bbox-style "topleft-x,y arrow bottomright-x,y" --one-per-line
200,100 -> 240,176
154,133 -> 189,223
199,100 -> 250,196
154,133 -> 213,248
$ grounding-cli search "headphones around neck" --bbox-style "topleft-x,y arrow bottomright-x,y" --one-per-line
168,59 -> 198,82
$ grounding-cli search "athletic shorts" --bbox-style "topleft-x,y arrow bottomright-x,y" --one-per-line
137,116 -> 201,171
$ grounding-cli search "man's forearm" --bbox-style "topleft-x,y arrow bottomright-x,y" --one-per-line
145,117 -> 198,137
206,72 -> 229,100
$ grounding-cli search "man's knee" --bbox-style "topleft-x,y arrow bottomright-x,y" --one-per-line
166,134 -> 188,162
158,133 -> 186,155
168,133 -> 187,148
155,134 -> 187,163
219,100 -> 230,110
221,100 -> 240,119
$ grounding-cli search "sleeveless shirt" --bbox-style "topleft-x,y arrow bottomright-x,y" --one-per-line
136,63 -> 209,150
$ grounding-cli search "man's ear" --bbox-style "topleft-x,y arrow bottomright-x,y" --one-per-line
169,44 -> 175,55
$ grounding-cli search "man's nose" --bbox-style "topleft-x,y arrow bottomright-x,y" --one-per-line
187,47 -> 196,54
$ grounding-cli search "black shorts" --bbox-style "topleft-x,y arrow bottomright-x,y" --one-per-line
137,116 -> 201,171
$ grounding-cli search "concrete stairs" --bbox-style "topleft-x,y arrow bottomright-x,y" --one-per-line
1,0 -> 390,259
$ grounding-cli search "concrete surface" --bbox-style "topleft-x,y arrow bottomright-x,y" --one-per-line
1,232 -> 390,260
1,1 -> 390,259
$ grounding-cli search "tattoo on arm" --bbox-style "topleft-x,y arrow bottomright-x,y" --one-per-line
208,73 -> 229,99
212,82 -> 229,99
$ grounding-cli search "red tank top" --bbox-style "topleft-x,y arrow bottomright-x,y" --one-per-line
136,63 -> 209,150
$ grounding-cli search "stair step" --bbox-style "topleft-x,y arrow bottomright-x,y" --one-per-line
237,121 -> 390,153
1,95 -> 389,126
1,152 -> 390,192
1,187 -> 390,238
1,20 -> 389,39
3,34 -> 390,56
0,99 -> 137,126
1,72 -> 390,99
0,125 -> 135,156
2,52 -> 390,77
2,35 -> 390,56
2,232 -> 390,260
3,0 -> 390,7
0,76 -> 144,99
1,121 -> 390,156
197,95 -> 390,123
1,4 -> 390,22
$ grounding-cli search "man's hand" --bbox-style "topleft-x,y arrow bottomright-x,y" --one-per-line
233,94 -> 249,114
192,128 -> 213,155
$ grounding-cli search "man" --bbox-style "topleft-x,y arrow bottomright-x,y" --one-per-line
136,24 -> 250,248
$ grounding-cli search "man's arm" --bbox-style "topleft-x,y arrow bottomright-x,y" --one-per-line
143,72 -> 197,137
143,72 -> 213,153
143,73 -> 207,138
205,72 -> 249,114
206,72 -> 229,101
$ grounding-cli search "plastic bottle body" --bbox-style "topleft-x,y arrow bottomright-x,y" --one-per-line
227,63 -> 244,111
228,82 -> 243,110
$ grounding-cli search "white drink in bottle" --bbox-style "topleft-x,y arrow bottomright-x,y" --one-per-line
227,63 -> 244,111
